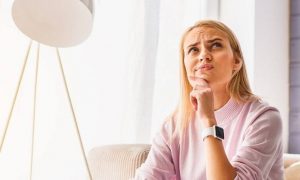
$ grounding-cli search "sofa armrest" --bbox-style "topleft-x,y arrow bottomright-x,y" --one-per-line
284,153 -> 300,168
88,144 -> 151,180
284,153 -> 300,180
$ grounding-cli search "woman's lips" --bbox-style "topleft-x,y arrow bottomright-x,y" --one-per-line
196,64 -> 214,72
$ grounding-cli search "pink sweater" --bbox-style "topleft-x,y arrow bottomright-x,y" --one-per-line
135,98 -> 284,179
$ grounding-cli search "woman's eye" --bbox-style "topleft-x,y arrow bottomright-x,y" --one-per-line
211,42 -> 222,49
188,47 -> 199,54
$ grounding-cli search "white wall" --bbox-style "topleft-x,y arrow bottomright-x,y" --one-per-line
0,0 -> 141,179
220,0 -> 255,84
220,0 -> 289,152
0,0 -> 290,179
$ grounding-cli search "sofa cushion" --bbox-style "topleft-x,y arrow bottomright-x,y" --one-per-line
285,162 -> 300,180
284,153 -> 300,168
88,144 -> 151,180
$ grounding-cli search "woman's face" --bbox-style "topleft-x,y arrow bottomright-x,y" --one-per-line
183,27 -> 240,89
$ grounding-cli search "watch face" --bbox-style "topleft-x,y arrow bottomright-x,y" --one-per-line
215,126 -> 224,139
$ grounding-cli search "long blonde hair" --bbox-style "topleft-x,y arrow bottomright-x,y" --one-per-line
176,20 -> 255,136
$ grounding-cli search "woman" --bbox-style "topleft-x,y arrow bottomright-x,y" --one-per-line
135,20 -> 284,179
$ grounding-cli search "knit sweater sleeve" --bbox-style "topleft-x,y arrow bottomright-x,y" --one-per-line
231,108 -> 284,180
134,117 -> 177,180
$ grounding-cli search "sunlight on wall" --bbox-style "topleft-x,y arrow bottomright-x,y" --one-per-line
0,0 -> 290,179
0,0 -> 134,179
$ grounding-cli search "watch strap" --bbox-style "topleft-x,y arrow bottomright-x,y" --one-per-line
201,125 -> 224,141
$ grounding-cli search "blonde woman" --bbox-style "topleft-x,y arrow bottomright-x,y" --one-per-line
135,20 -> 284,180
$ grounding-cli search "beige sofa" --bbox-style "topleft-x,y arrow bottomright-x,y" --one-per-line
284,153 -> 300,180
88,144 -> 300,180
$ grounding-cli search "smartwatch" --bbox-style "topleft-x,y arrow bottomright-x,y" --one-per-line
201,125 -> 224,141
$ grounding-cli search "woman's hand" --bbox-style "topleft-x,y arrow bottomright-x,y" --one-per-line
189,76 -> 216,127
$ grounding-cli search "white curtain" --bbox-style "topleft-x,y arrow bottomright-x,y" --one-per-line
0,0 -> 218,179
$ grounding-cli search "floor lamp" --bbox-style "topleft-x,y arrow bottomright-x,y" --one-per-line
0,0 -> 94,179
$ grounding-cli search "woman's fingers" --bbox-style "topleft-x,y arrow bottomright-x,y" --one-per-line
190,91 -> 197,111
190,88 -> 212,111
189,76 -> 215,125
194,80 -> 208,90
189,76 -> 209,87
190,95 -> 198,111
189,76 -> 213,114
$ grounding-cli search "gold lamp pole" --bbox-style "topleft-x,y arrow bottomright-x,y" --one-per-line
0,0 -> 94,179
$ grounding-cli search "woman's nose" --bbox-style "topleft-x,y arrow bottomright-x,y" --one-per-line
198,50 -> 212,62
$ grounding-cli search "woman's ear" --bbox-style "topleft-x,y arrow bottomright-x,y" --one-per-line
233,57 -> 242,71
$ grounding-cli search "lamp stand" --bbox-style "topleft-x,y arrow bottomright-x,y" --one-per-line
0,41 -> 93,180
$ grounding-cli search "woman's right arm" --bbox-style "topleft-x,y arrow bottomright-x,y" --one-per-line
134,119 -> 177,180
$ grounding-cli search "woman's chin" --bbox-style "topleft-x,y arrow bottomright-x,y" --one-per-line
198,75 -> 210,82
189,79 -> 211,88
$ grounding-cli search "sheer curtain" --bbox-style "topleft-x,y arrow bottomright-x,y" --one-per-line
0,0 -> 218,179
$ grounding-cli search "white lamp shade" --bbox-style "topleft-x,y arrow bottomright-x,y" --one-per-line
12,0 -> 94,47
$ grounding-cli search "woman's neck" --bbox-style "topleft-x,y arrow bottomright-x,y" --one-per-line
213,89 -> 231,111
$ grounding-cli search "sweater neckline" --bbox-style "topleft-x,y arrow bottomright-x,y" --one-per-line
214,98 -> 242,125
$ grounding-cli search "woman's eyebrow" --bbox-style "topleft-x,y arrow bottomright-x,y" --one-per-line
185,38 -> 223,49
186,42 -> 200,49
207,38 -> 223,43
